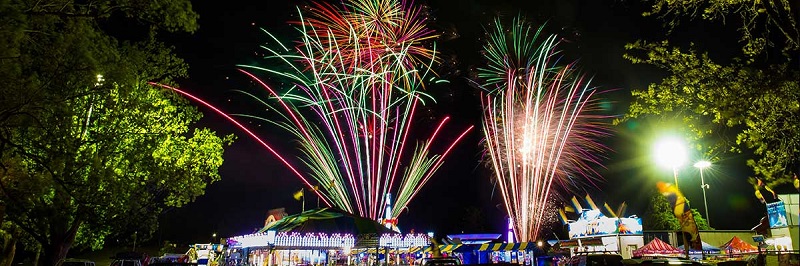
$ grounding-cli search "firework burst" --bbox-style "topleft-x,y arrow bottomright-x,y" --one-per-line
477,18 -> 609,241
157,0 -> 472,223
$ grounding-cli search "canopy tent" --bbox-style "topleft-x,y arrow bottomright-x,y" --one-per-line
633,237 -> 683,257
257,208 -> 395,235
720,236 -> 758,254
677,241 -> 722,254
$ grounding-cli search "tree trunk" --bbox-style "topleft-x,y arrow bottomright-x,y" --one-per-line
0,230 -> 17,266
41,189 -> 83,266
41,218 -> 81,266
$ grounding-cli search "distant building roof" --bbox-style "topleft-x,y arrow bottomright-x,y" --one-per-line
446,233 -> 502,244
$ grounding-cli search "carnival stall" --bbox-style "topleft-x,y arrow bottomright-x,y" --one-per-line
632,237 -> 683,258
226,208 -> 429,266
720,236 -> 758,255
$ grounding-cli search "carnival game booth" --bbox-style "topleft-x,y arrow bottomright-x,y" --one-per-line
632,237 -> 683,258
407,241 -> 545,264
227,208 -> 429,266
565,209 -> 644,259
408,244 -> 466,264
475,242 -> 545,265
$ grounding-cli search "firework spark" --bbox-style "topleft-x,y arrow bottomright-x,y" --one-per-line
478,18 -> 608,241
156,0 -> 472,222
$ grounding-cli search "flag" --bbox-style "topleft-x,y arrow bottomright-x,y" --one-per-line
756,178 -> 776,202
293,189 -> 304,200
657,181 -> 702,251
558,209 -> 569,225
603,202 -> 617,218
585,195 -> 599,210
616,202 -> 628,218
570,196 -> 583,212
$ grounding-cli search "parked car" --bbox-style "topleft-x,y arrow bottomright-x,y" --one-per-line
564,252 -> 624,266
63,259 -> 95,266
110,259 -> 143,266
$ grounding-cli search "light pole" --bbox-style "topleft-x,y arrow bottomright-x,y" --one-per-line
653,136 -> 690,259
694,160 -> 712,227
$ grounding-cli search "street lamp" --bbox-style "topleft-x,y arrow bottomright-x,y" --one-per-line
653,136 -> 688,189
653,136 -> 689,259
694,160 -> 712,227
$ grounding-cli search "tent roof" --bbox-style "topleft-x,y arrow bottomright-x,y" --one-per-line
633,237 -> 682,257
257,208 -> 395,235
677,241 -> 721,253
720,236 -> 758,253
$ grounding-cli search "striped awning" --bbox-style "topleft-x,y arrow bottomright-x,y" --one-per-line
477,242 -> 539,251
408,244 -> 462,253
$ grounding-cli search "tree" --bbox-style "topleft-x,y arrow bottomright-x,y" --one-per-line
621,1 -> 800,194
643,191 -> 713,231
639,0 -> 799,55
643,192 -> 680,231
0,1 -> 233,265
458,206 -> 490,233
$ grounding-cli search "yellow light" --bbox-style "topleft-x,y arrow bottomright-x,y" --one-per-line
653,136 -> 687,169
694,160 -> 711,169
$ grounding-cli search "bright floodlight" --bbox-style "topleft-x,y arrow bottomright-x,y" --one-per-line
653,136 -> 688,169
694,160 -> 711,169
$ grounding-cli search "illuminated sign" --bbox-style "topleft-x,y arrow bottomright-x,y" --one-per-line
378,233 -> 430,247
766,201 -> 788,228
567,210 -> 642,239
230,232 -> 429,249
229,232 -> 355,249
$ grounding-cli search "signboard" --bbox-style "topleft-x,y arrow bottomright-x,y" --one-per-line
766,201 -> 788,228
567,210 -> 642,239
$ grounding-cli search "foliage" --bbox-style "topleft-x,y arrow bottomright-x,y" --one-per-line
643,191 -> 680,231
622,40 -> 799,189
643,191 -> 712,231
458,206 -> 490,233
689,209 -> 713,230
640,0 -> 799,55
0,0 -> 233,265
622,0 -> 800,194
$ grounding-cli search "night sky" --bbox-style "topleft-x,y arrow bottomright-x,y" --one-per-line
156,0 -> 770,244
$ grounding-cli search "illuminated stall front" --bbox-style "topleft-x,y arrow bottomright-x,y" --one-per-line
226,208 -> 429,266
564,209 -> 644,259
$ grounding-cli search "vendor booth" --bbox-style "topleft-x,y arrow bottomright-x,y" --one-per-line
720,236 -> 758,255
227,208 -> 429,266
632,237 -> 683,258
565,209 -> 644,258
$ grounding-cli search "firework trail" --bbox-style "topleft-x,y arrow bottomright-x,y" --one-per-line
477,18 -> 608,241
157,0 -> 473,222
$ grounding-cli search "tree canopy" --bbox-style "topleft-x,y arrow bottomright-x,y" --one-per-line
640,0 -> 799,55
0,1 -> 232,265
643,190 -> 712,231
621,1 -> 799,193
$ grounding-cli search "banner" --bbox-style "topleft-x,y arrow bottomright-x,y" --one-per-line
657,181 -> 702,251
